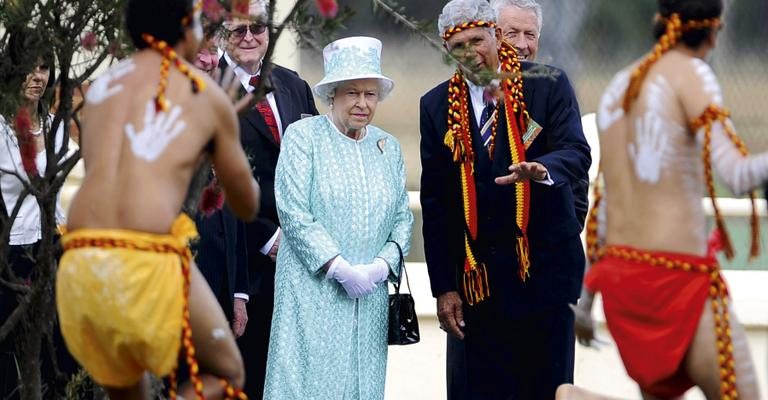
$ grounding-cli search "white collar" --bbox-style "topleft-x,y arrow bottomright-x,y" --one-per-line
223,52 -> 263,91
464,66 -> 501,105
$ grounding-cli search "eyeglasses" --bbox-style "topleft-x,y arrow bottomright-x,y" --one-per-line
226,23 -> 267,41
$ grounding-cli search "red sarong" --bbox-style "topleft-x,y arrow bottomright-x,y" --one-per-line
584,246 -> 720,399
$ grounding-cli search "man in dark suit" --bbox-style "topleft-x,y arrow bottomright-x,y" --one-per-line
420,0 -> 590,399
192,205 -> 250,334
218,1 -> 318,398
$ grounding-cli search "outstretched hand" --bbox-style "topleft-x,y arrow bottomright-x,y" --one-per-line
495,162 -> 548,185
212,67 -> 254,114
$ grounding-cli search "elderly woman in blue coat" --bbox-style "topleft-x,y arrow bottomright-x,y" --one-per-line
263,36 -> 413,400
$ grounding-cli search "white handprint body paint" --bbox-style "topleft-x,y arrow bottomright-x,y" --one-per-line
597,70 -> 630,132
86,60 -> 136,105
691,58 -> 723,106
628,75 -> 688,184
125,100 -> 187,161
630,113 -> 668,183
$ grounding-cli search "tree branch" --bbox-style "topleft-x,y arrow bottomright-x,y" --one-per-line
0,289 -> 32,342
0,277 -> 32,294
372,0 -> 444,50
254,0 -> 309,101
0,168 -> 39,197
51,150 -> 82,190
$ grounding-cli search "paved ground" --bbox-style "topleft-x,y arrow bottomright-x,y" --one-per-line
385,264 -> 768,400
386,317 -> 767,399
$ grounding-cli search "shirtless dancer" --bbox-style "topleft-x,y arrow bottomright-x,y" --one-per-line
561,0 -> 765,399
55,0 -> 259,399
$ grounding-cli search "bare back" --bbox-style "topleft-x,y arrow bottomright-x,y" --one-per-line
68,50 -> 256,233
596,50 -> 722,256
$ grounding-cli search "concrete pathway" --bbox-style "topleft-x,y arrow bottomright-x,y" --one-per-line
385,264 -> 768,399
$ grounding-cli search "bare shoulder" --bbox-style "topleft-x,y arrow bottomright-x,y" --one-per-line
659,53 -> 719,93
685,57 -> 723,105
661,53 -> 723,118
196,72 -> 236,124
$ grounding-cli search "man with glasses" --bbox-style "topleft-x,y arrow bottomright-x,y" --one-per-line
218,1 -> 318,398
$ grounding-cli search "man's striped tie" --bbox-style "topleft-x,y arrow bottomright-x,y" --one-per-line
479,101 -> 497,147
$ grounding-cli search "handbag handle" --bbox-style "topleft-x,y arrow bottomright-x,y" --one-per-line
386,240 -> 411,295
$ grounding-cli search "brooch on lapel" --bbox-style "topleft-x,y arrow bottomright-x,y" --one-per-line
377,138 -> 387,154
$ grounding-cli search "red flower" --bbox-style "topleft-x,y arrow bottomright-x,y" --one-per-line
231,0 -> 249,17
80,31 -> 98,51
14,107 -> 38,175
202,0 -> 226,22
707,228 -> 724,258
316,0 -> 338,18
199,177 -> 225,216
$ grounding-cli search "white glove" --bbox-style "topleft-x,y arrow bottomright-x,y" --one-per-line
359,258 -> 390,284
326,256 -> 376,298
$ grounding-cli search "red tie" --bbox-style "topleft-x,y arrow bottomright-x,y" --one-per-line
249,75 -> 280,146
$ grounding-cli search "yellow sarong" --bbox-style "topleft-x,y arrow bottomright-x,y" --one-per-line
56,214 -> 198,387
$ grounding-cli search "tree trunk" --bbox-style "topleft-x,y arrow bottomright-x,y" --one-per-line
17,197 -> 58,400
17,298 -> 44,400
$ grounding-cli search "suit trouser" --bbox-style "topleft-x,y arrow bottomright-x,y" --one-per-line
447,303 -> 575,400
238,290 -> 274,399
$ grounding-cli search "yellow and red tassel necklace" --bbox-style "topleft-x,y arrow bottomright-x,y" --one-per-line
442,21 -> 531,305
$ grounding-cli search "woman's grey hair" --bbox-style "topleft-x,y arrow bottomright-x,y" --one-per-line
490,0 -> 543,35
437,0 -> 497,37
320,82 -> 341,106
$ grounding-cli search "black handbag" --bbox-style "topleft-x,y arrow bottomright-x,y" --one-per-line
387,240 -> 420,345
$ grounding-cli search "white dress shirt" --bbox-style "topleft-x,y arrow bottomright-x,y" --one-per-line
465,77 -> 495,128
223,52 -> 284,139
1,115 -> 66,245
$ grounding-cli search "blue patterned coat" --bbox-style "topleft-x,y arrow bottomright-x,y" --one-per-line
264,115 -> 413,400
